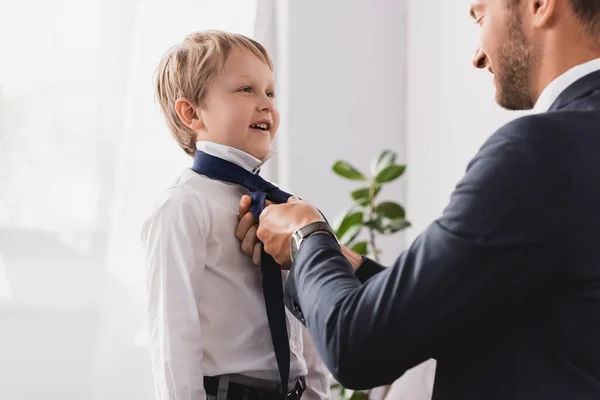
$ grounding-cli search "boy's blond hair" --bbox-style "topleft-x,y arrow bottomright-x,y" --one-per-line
155,30 -> 274,156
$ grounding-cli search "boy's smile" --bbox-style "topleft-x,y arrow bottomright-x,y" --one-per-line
249,118 -> 272,134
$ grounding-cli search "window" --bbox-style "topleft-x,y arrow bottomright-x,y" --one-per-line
0,1 -> 261,397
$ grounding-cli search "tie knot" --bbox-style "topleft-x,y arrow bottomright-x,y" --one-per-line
244,177 -> 276,193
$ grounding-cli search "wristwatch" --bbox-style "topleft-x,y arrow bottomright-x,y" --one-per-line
290,221 -> 336,263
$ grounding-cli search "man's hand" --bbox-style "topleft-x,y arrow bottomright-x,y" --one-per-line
235,195 -> 364,270
257,196 -> 324,267
235,195 -> 323,267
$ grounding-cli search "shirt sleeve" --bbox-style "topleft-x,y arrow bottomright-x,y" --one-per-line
301,326 -> 331,400
141,188 -> 209,400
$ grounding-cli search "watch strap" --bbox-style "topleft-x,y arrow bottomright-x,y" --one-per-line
291,221 -> 336,263
296,221 -> 335,241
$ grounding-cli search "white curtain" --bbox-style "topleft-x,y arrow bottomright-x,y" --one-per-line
0,1 -> 261,398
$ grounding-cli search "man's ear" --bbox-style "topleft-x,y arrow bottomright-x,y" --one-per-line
529,0 -> 556,28
175,98 -> 203,131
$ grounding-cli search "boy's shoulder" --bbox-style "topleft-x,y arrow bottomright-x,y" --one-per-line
141,169 -> 215,238
147,170 -> 210,216
147,168 -> 239,218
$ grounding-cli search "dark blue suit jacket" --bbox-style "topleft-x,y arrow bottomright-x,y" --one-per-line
284,70 -> 600,399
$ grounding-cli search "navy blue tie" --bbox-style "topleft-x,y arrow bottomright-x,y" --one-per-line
191,150 -> 291,394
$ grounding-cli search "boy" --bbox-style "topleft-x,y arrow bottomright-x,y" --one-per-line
141,31 -> 330,400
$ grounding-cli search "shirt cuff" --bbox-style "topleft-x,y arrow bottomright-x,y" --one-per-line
354,257 -> 385,283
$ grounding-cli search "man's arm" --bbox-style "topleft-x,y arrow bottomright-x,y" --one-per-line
284,117 -> 567,389
142,189 -> 209,400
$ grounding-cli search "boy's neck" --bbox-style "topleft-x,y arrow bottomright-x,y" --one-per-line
195,141 -> 273,174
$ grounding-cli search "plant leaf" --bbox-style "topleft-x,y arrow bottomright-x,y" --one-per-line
375,201 -> 406,220
370,149 -> 397,176
332,160 -> 368,181
364,218 -> 385,233
332,204 -> 356,232
335,211 -> 363,239
351,241 -> 368,255
385,219 -> 411,233
374,164 -> 406,183
351,183 -> 381,206
350,188 -> 370,206
340,224 -> 362,246
350,391 -> 369,400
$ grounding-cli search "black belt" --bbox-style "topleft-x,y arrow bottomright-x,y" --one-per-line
204,376 -> 306,400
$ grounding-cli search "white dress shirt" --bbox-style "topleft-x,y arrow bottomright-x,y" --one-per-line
533,57 -> 600,112
141,141 -> 330,400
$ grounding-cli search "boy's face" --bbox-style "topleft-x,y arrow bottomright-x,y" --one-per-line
197,47 -> 279,160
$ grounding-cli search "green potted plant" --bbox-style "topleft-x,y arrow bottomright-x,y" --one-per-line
329,149 -> 410,400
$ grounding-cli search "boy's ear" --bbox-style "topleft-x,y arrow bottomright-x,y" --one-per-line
175,98 -> 203,131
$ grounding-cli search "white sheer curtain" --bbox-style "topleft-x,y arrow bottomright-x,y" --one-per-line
0,1 -> 262,398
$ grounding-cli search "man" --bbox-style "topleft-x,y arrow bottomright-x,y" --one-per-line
236,0 -> 600,398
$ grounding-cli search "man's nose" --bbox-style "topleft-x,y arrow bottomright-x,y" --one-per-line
472,48 -> 487,69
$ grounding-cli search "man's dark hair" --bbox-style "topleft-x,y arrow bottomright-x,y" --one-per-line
507,0 -> 600,38
569,0 -> 600,36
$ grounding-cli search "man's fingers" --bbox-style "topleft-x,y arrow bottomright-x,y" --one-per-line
256,221 -> 266,241
258,203 -> 274,224
241,225 -> 259,256
239,196 -> 272,218
238,195 -> 252,219
235,211 -> 256,241
275,255 -> 292,270
252,242 -> 262,265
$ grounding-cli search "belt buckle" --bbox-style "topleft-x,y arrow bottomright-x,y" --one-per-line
286,377 -> 306,400
285,389 -> 298,400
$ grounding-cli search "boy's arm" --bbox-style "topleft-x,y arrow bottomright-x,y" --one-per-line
301,326 -> 331,400
142,188 -> 209,400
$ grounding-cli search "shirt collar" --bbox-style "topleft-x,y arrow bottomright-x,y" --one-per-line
533,57 -> 600,113
195,141 -> 273,174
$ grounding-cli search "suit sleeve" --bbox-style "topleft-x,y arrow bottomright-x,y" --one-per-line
283,117 -> 567,390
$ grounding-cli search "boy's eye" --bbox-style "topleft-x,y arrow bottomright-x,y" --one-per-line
266,91 -> 275,99
239,86 -> 252,93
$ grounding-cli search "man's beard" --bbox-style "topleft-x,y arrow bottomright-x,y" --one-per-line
494,13 -> 540,110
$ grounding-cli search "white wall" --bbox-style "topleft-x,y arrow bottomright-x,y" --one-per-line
279,0 -> 526,262
281,0 -> 408,265
405,0 -> 528,242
